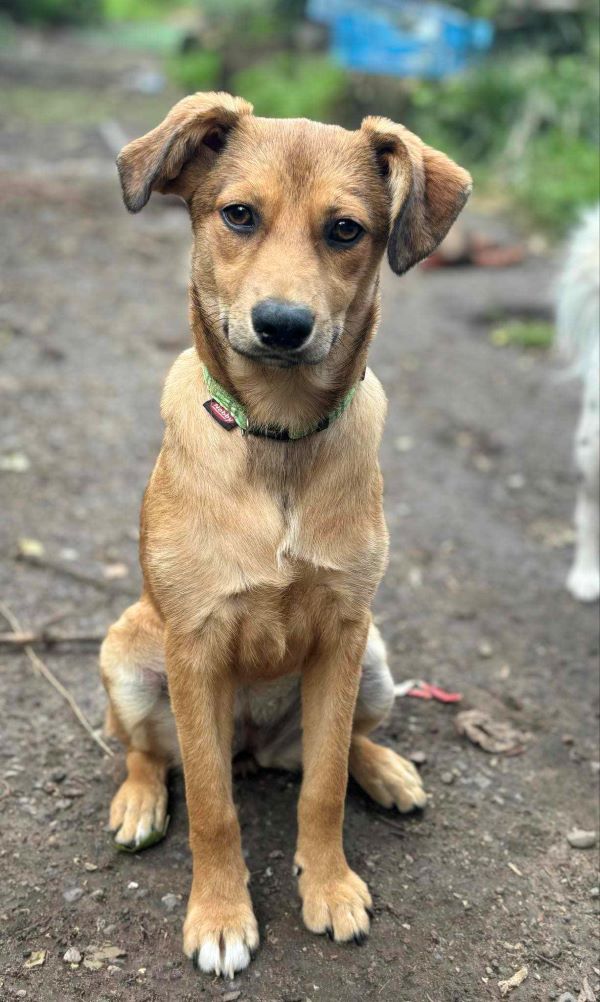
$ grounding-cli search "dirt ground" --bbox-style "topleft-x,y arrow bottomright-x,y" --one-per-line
1,28 -> 598,1002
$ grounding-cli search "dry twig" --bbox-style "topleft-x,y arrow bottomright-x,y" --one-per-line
0,600 -> 113,758
0,630 -> 104,648
17,552 -> 138,597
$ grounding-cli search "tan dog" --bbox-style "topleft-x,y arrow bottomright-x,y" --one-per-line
100,92 -> 471,978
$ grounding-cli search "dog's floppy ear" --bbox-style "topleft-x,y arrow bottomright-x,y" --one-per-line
117,91 -> 253,213
362,116 -> 472,275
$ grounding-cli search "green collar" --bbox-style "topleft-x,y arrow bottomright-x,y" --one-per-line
202,365 -> 359,442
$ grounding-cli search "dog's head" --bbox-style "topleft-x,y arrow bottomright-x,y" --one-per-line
117,92 -> 471,370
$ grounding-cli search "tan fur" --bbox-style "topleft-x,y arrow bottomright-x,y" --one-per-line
101,92 -> 470,977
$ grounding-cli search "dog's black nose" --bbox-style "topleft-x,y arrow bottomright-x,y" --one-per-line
251,299 -> 314,350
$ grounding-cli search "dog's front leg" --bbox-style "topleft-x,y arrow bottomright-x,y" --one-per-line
166,627 -> 258,978
296,613 -> 372,943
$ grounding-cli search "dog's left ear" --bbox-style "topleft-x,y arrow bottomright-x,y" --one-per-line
362,116 -> 472,275
117,91 -> 253,213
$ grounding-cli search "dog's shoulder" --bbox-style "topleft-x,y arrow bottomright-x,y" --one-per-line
346,367 -> 387,452
160,347 -> 202,425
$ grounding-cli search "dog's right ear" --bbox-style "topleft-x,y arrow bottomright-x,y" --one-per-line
117,91 -> 253,213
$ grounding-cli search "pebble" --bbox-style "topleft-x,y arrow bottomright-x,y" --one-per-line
440,772 -> 455,785
63,887 -> 84,903
222,993 -> 241,1002
566,828 -> 597,849
590,886 -> 599,898
63,947 -> 82,964
409,751 -> 427,765
161,893 -> 180,912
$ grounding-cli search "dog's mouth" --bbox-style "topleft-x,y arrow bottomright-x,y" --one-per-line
225,320 -> 341,369
229,344 -> 304,368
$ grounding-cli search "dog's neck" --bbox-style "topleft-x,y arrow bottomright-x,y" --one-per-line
190,286 -> 381,435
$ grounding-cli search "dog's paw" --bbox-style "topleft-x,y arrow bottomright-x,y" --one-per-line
297,865 -> 371,943
567,565 -> 600,603
183,897 -> 259,978
351,740 -> 428,813
109,777 -> 169,851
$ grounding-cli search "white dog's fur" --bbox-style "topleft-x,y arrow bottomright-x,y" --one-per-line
556,205 -> 600,602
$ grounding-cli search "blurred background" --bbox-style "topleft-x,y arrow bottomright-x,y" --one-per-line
2,0 -> 598,234
1,3 -> 599,1001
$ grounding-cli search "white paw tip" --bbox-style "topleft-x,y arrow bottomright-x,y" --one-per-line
567,570 -> 600,602
223,938 -> 251,978
197,939 -> 222,975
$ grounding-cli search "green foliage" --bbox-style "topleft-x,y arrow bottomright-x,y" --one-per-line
167,49 -> 222,91
232,55 -> 347,122
103,0 -> 182,21
4,0 -> 101,25
408,47 -> 599,235
511,132 -> 600,234
491,320 -> 555,350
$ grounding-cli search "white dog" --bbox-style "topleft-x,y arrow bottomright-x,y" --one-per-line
556,205 -> 600,602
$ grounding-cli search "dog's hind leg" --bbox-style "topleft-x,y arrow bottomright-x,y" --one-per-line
100,595 -> 177,850
567,373 -> 600,602
349,622 -> 428,813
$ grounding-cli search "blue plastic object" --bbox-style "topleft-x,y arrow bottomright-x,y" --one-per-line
306,0 -> 494,78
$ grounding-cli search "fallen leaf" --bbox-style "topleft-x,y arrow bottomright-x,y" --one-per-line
0,452 -> 30,472
88,945 -> 127,962
528,517 -> 575,549
455,709 -> 531,755
24,950 -> 47,969
83,959 -> 103,971
81,944 -> 127,970
17,537 -> 45,558
498,966 -> 528,996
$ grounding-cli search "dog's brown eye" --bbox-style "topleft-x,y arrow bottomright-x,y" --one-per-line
222,204 -> 255,231
328,218 -> 364,246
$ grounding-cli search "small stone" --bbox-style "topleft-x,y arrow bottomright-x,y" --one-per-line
440,772 -> 455,785
409,751 -> 427,765
222,992 -> 241,1002
90,888 -> 105,901
268,849 -> 284,859
590,886 -> 599,898
103,562 -> 129,580
63,887 -> 84,903
84,862 -> 98,872
566,828 -> 597,849
478,641 -> 493,659
63,947 -> 82,964
127,880 -> 139,889
161,893 -> 180,912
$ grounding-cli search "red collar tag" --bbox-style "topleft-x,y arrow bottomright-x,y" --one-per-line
204,398 -> 237,431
